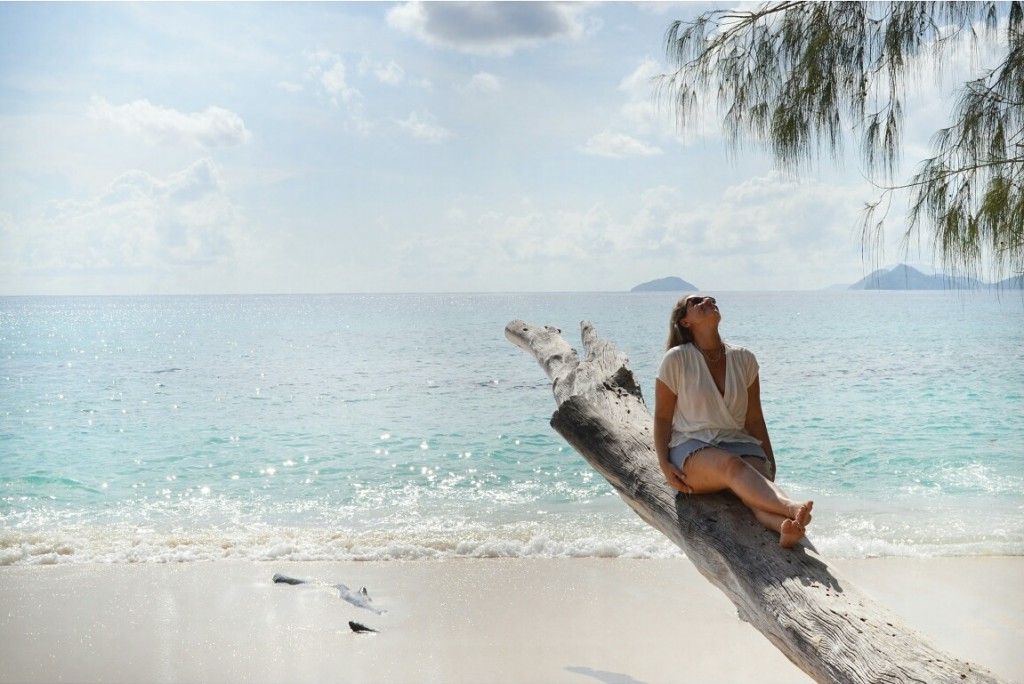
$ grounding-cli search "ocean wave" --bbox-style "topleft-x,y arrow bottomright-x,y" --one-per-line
0,525 -> 684,565
3,512 -> 1022,565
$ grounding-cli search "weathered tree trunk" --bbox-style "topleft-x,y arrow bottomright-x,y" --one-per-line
505,318 -> 1006,684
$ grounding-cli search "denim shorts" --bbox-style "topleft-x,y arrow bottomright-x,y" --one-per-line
669,438 -> 767,470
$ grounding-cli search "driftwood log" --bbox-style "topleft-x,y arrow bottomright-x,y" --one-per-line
505,319 -> 1006,684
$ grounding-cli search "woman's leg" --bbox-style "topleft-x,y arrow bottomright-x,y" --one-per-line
740,456 -> 812,546
742,456 -> 813,527
682,448 -> 812,544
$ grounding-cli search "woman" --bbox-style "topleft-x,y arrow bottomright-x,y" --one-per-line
653,294 -> 813,548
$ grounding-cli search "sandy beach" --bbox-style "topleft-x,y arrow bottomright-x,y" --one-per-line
1,556 -> 1020,684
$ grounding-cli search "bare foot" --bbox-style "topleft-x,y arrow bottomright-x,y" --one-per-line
779,519 -> 805,548
796,501 -> 814,528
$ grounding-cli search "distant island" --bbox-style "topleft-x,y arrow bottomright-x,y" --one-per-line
629,265 -> 1021,291
849,264 -> 1023,290
630,276 -> 698,292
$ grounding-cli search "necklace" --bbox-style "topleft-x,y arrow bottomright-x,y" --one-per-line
695,343 -> 726,363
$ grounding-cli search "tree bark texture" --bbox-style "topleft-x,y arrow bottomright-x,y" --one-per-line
505,318 -> 1006,684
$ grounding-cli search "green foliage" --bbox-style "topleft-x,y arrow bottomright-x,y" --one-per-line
661,1 -> 1023,283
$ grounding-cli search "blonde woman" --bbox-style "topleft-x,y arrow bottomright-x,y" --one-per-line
653,295 -> 813,548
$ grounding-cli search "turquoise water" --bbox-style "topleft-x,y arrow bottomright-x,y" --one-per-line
1,292 -> 1021,563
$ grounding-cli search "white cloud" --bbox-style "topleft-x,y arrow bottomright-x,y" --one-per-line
396,111 -> 451,143
634,172 -> 870,289
386,1 -> 591,56
2,159 -> 249,287
276,81 -> 304,93
88,97 -> 252,147
618,58 -> 662,134
618,57 -> 720,146
298,50 -> 371,134
359,56 -> 406,85
467,72 -> 502,93
634,2 -> 687,16
389,172 -> 869,292
580,130 -> 663,158
321,62 -> 356,102
304,49 -> 362,105
305,48 -> 337,69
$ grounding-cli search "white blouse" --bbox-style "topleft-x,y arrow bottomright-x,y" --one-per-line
656,342 -> 761,449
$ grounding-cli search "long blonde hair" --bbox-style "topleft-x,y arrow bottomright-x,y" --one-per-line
665,296 -> 695,350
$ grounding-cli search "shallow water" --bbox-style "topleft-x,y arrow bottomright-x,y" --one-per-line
1,291 -> 1021,563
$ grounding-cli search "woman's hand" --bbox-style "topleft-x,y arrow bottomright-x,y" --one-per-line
660,460 -> 690,493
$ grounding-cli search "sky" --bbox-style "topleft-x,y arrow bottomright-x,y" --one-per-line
0,1 -> 1002,295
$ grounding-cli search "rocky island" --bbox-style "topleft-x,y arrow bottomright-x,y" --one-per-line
849,264 -> 1023,290
630,276 -> 698,292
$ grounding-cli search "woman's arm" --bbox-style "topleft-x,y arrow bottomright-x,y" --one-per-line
743,375 -> 777,481
654,379 -> 689,492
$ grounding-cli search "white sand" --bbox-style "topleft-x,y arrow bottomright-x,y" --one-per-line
1,556 -> 1020,684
